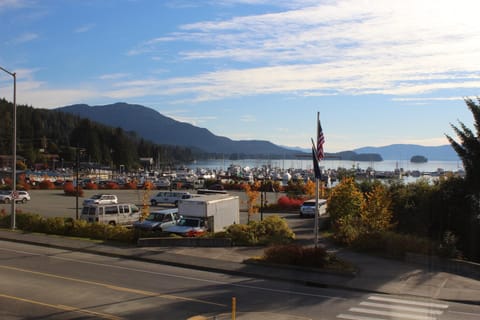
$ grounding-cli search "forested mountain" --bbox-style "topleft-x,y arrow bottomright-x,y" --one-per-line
0,99 -> 194,170
57,102 -> 299,157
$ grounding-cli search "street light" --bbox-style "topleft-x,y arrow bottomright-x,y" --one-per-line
0,66 -> 17,230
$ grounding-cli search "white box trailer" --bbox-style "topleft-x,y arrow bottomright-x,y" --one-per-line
178,194 -> 240,232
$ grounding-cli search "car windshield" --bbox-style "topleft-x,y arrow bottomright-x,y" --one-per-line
302,202 -> 315,207
178,218 -> 200,227
146,213 -> 166,221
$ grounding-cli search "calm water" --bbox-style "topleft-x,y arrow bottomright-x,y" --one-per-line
186,159 -> 463,174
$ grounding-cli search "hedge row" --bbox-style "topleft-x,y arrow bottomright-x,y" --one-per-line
0,213 -> 135,243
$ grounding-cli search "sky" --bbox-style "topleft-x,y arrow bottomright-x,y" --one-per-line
0,0 -> 479,153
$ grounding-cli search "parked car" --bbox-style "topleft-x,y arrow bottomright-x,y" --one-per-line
0,190 -> 31,204
163,217 -> 206,237
208,183 -> 224,190
83,194 -> 118,206
299,199 -> 327,217
133,208 -> 179,231
150,191 -> 192,206
154,178 -> 171,189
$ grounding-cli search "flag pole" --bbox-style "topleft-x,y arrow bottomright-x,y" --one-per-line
314,112 -> 319,248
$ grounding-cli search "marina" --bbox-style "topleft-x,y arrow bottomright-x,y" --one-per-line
9,158 -> 465,188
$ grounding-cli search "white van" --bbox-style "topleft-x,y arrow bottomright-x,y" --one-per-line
150,191 -> 192,206
80,203 -> 140,226
300,199 -> 327,217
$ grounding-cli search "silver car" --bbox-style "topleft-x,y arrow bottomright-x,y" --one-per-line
0,190 -> 31,204
83,194 -> 118,206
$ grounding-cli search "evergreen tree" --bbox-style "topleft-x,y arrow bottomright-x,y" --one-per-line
445,98 -> 480,193
445,97 -> 480,260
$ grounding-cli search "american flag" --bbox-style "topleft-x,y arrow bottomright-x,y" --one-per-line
317,119 -> 325,160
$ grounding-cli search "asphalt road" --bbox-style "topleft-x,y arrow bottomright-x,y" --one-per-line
1,241 -> 479,320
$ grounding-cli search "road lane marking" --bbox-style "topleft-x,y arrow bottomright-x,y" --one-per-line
0,264 -> 226,307
367,296 -> 448,309
359,302 -> 444,315
338,295 -> 448,320
349,307 -> 437,320
0,293 -> 123,320
337,314 -> 385,320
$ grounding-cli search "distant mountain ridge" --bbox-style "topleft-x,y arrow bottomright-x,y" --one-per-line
56,102 -> 298,156
57,102 -> 460,161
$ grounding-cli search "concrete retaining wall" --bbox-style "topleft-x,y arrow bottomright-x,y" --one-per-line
137,237 -> 232,247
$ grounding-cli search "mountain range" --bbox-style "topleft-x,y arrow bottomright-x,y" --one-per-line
56,102 -> 459,161
57,102 -> 298,157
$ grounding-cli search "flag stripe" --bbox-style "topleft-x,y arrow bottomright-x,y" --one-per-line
317,119 -> 325,160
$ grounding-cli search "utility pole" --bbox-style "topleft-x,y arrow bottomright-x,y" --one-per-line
0,66 -> 17,229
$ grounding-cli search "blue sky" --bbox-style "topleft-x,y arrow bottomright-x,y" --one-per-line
0,0 -> 479,152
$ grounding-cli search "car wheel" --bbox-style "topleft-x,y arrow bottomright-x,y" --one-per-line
4,198 -> 10,204
109,221 -> 116,226
22,198 -> 27,203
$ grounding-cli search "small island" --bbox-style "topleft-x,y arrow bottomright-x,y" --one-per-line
411,155 -> 428,163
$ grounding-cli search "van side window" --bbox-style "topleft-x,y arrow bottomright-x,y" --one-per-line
105,205 -> 119,215
99,207 -> 104,215
131,205 -> 139,213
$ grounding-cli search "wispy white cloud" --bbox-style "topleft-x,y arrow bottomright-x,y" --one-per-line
0,0 -> 30,11
122,0 -> 480,103
0,68 -> 99,108
240,114 -> 256,122
99,73 -> 129,80
12,32 -> 38,44
392,97 -> 470,102
161,110 -> 217,126
74,23 -> 95,33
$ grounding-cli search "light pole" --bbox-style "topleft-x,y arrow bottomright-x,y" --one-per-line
0,66 -> 17,230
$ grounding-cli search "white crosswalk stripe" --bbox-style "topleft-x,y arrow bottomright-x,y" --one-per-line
337,295 -> 449,320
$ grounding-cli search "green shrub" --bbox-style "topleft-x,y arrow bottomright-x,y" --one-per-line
226,223 -> 256,245
44,217 -> 68,235
351,231 -> 433,258
225,215 -> 295,246
437,231 -> 462,259
2,212 -> 135,243
16,213 -> 45,231
263,244 -> 328,268
254,215 -> 295,245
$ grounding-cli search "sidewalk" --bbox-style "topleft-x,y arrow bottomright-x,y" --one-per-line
0,229 -> 480,306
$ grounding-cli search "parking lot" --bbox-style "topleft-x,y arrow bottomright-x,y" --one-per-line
0,188 -> 317,243
0,188 -> 283,219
